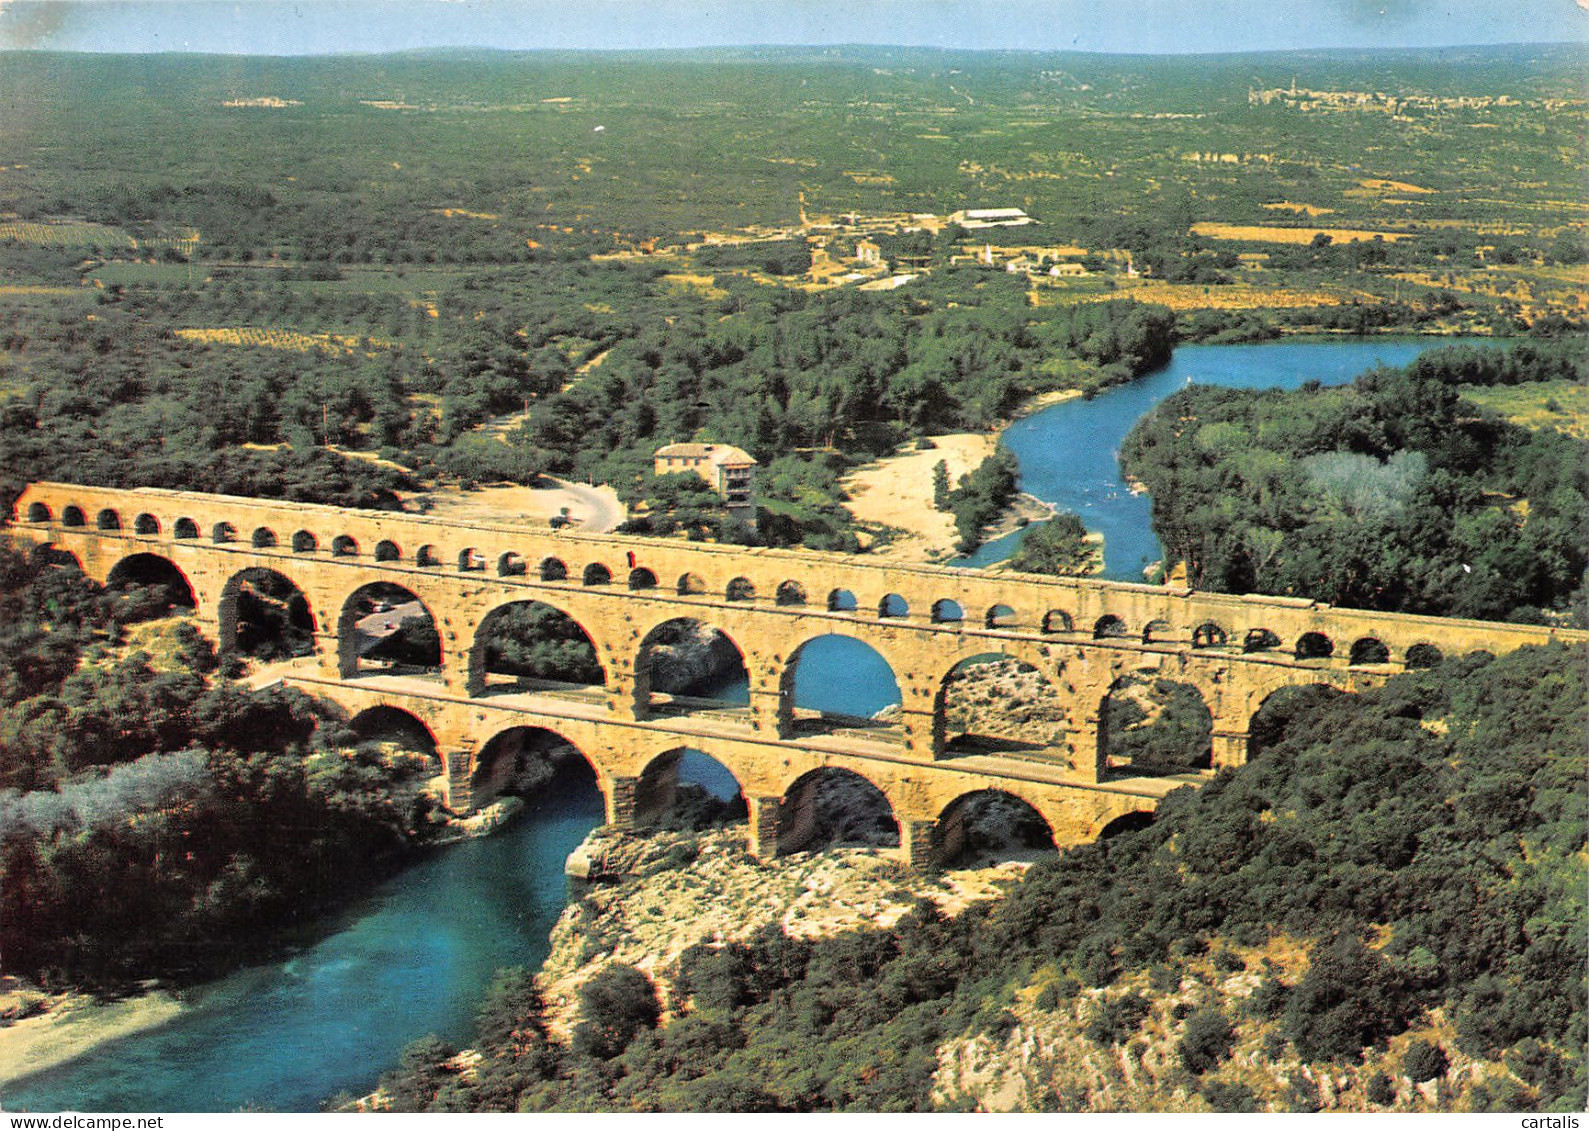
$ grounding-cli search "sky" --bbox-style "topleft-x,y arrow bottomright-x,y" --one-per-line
0,0 -> 1585,55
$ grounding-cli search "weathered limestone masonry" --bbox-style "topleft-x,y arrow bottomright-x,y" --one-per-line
15,482 -> 1583,869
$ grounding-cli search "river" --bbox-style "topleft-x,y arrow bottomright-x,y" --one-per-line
1,334 -> 1490,1112
957,336 -> 1490,577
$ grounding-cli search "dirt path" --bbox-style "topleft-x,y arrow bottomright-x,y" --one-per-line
405,478 -> 625,533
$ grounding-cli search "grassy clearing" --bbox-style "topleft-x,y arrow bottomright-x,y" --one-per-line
1357,178 -> 1435,194
1460,380 -> 1589,439
1191,222 -> 1415,244
1261,202 -> 1334,216
0,220 -> 197,256
90,262 -> 207,286
661,272 -> 728,299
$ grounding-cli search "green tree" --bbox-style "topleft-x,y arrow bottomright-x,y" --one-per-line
932,459 -> 951,511
1009,513 -> 1097,576
572,963 -> 661,1060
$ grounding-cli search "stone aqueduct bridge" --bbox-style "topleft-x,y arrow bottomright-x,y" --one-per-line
14,481 -> 1582,868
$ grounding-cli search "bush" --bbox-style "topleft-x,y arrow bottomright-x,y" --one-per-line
378,1034 -> 458,1112
1366,1071 -> 1396,1106
1202,1080 -> 1260,1112
1178,1007 -> 1236,1075
571,963 -> 660,1060
1033,974 -> 1081,1012
1149,964 -> 1182,993
1403,1039 -> 1449,1083
1283,935 -> 1413,1062
1244,975 -> 1291,1020
1212,948 -> 1247,974
1085,992 -> 1151,1046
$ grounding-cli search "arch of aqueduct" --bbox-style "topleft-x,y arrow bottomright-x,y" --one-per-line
14,481 -> 1582,869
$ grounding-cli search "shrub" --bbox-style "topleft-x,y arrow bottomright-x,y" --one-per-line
378,1034 -> 458,1112
1366,1071 -> 1396,1106
1244,975 -> 1291,1020
1212,948 -> 1247,974
1285,1075 -> 1322,1113
1085,992 -> 1151,1046
1403,1039 -> 1449,1083
1178,1007 -> 1236,1074
571,963 -> 660,1060
1283,934 -> 1413,1062
1149,964 -> 1182,993
1505,1039 -> 1572,1099
1202,1080 -> 1260,1112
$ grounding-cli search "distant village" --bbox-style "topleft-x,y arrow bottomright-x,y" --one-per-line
1248,80 -> 1583,117
677,197 -> 1117,294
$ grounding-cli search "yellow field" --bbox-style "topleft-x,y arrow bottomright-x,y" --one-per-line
0,220 -> 134,248
1357,178 -> 1435,194
0,285 -> 80,295
0,219 -> 200,257
174,327 -> 394,353
1067,280 -> 1362,312
1191,222 -> 1415,245
662,273 -> 728,299
1261,202 -> 1334,217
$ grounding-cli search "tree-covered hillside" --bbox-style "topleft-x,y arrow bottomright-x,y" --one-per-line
377,642 -> 1587,1112
1120,343 -> 1588,622
0,547 -> 437,985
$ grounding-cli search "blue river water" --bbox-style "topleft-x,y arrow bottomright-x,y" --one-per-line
2,335 -> 1489,1112
956,336 -> 1490,577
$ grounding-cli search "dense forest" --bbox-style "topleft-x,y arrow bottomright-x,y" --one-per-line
376,642 -> 1587,1112
0,547 -> 437,984
0,232 -> 1172,551
1120,343 -> 1588,623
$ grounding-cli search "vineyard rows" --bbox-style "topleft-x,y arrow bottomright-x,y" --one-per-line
0,220 -> 200,256
174,327 -> 395,353
0,221 -> 135,248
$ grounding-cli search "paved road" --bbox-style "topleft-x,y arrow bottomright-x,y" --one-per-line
354,599 -> 427,652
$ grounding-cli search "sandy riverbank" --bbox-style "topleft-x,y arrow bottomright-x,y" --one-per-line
839,389 -> 1085,563
0,981 -> 183,1090
840,432 -> 997,562
1010,387 -> 1086,419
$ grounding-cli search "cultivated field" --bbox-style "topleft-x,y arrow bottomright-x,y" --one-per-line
173,327 -> 395,353
0,220 -> 134,248
1191,223 -> 1416,244
1062,280 -> 1365,312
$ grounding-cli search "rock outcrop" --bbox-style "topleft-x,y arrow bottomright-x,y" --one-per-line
644,621 -> 745,695
538,825 -> 1032,1039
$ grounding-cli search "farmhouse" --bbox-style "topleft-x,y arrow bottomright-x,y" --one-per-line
654,442 -> 758,522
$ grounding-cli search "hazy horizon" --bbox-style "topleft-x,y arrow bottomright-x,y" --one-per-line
2,0 -> 1585,57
